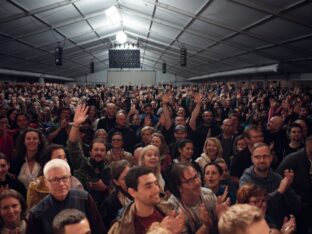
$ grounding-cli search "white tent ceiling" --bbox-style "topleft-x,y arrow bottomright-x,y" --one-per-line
0,0 -> 311,80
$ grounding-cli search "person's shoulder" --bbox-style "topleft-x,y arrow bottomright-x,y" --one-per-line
239,166 -> 253,180
98,116 -> 110,122
30,195 -> 52,217
283,148 -> 305,162
244,165 -> 253,173
108,220 -> 122,234
271,170 -> 283,180
68,189 -> 89,199
167,193 -> 179,206
201,187 -> 215,196
240,147 -> 251,155
156,200 -> 175,215
124,151 -> 133,157
232,149 -> 249,162
108,202 -> 135,233
201,187 -> 217,203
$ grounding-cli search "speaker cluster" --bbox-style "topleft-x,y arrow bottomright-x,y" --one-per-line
55,47 -> 63,66
180,47 -> 187,67
162,62 -> 166,74
90,61 -> 94,73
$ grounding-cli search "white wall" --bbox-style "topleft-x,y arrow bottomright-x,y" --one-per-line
155,70 -> 176,83
107,70 -> 156,86
75,70 -> 108,85
75,69 -> 188,86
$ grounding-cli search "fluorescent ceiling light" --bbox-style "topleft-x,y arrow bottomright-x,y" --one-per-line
105,6 -> 121,25
187,64 -> 279,80
116,31 -> 127,44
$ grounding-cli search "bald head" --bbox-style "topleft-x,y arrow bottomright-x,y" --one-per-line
106,103 -> 116,117
267,116 -> 283,133
222,118 -> 234,137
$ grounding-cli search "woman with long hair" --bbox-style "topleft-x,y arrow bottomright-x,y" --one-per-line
93,129 -> 108,142
0,189 -> 27,234
6,108 -> 18,130
88,105 -> 99,131
138,145 -> 165,191
11,128 -> 46,189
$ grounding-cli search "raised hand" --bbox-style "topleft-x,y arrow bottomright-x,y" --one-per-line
284,169 -> 294,187
194,93 -> 203,104
217,186 -> 229,204
278,170 -> 294,194
0,184 -> 9,194
129,103 -> 137,115
269,98 -> 277,108
161,92 -> 171,104
216,197 -> 230,219
73,104 -> 89,125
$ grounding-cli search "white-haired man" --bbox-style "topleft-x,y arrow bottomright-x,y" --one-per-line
26,159 -> 105,234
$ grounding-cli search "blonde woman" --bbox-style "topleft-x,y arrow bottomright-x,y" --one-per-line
195,137 -> 225,173
138,145 -> 165,191
93,128 -> 108,142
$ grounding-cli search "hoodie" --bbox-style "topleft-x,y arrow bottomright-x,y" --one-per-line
240,166 -> 301,228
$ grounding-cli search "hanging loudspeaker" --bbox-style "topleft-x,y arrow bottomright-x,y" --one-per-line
55,46 -> 63,66
180,47 -> 187,67
90,61 -> 94,73
162,62 -> 166,74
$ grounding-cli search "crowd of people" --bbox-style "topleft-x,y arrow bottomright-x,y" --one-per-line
0,81 -> 311,234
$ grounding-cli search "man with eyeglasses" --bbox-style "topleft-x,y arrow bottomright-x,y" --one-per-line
239,143 -> 300,228
107,111 -> 137,154
230,126 -> 264,186
26,159 -> 106,234
167,163 -> 218,234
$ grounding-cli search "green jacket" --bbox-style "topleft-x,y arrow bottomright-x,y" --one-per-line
67,141 -> 111,202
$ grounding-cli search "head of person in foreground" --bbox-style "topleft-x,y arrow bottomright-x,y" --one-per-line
218,204 -> 271,234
